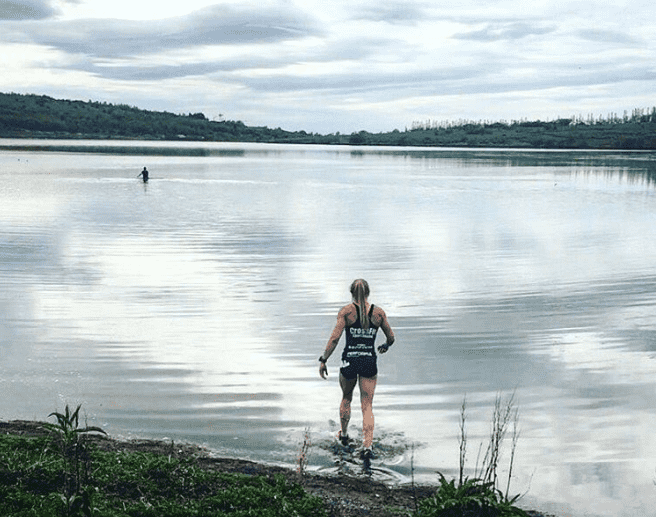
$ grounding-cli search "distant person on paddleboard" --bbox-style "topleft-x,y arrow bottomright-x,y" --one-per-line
319,279 -> 395,461
138,167 -> 149,182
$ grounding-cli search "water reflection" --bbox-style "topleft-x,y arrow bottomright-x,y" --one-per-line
2,142 -> 656,516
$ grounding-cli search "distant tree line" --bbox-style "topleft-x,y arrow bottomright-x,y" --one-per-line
0,92 -> 323,143
401,108 -> 656,149
1,92 -> 655,149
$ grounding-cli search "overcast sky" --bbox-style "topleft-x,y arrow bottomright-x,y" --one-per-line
1,0 -> 654,133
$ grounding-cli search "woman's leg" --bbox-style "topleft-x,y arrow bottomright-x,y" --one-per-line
358,375 -> 377,449
339,373 -> 358,437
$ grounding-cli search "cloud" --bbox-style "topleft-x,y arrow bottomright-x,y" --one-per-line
452,21 -> 556,41
6,3 -> 320,57
577,28 -> 639,46
82,62 -> 226,81
353,2 -> 428,24
0,0 -> 57,20
239,66 -> 483,94
45,31 -> 393,82
0,0 -> 654,133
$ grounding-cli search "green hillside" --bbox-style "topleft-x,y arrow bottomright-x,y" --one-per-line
1,92 -> 655,149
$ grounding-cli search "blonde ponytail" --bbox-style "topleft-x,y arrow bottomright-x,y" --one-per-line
350,279 -> 370,330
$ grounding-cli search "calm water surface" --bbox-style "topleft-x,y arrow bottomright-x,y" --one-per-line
2,140 -> 656,516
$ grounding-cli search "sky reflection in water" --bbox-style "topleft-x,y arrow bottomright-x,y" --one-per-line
1,143 -> 656,516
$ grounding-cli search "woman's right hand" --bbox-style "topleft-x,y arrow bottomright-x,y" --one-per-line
319,361 -> 328,379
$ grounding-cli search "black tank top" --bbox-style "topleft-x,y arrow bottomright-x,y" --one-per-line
343,304 -> 379,360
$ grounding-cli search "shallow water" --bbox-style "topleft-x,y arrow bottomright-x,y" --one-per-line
2,140 -> 656,516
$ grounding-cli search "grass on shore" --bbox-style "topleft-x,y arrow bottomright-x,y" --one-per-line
0,429 -> 326,517
0,399 -> 546,517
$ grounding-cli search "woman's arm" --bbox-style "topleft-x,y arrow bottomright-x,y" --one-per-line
319,307 -> 348,378
377,308 -> 395,353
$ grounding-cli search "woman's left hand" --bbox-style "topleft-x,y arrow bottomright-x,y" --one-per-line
319,362 -> 328,379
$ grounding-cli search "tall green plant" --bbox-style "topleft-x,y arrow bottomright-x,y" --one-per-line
419,393 -> 526,517
476,392 -> 519,494
41,404 -> 106,517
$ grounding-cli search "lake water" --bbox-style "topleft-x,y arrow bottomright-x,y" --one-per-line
2,139 -> 656,516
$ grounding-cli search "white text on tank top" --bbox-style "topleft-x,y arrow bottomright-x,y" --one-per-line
343,305 -> 378,359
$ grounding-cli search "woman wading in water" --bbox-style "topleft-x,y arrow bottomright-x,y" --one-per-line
319,279 -> 395,460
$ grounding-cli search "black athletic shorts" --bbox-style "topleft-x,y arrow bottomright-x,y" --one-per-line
340,356 -> 378,380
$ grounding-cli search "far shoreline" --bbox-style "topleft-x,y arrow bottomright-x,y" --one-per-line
1,136 -> 653,160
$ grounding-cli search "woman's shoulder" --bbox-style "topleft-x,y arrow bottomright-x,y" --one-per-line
373,304 -> 390,325
338,303 -> 357,316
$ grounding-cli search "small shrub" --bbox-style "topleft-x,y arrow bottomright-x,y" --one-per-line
418,473 -> 528,517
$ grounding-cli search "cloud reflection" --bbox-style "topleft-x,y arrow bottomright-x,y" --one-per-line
3,147 -> 656,516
